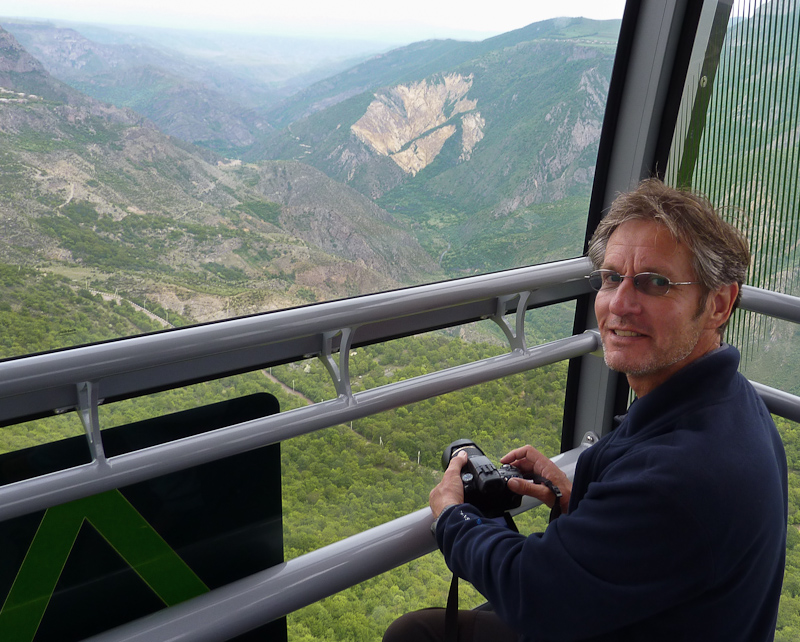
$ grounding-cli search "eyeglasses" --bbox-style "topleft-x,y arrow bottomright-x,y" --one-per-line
587,269 -> 701,297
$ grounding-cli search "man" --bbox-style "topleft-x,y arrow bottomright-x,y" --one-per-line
385,178 -> 787,641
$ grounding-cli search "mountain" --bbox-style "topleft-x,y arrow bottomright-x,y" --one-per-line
0,21 -> 388,155
0,16 -> 623,326
1,21 -> 277,153
252,17 -> 620,272
0,26 -> 92,105
0,26 -> 441,323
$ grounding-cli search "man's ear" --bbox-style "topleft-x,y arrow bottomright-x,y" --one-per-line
706,283 -> 739,331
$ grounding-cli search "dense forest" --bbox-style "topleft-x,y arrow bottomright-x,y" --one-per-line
0,270 -> 561,639
774,416 -> 800,640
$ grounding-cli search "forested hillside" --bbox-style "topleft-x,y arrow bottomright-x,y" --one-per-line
0,265 -> 563,639
0,24 -> 446,349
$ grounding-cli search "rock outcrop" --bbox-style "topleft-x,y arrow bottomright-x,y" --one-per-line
351,73 -> 484,175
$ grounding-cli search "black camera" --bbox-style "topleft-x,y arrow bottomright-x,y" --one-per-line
442,438 -> 524,517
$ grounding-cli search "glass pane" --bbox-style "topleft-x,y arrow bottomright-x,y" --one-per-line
2,2 -> 623,358
663,0 -> 800,375
665,1 -> 800,296
663,4 -> 800,638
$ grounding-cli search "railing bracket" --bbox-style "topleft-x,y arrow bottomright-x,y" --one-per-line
77,381 -> 107,465
491,291 -> 532,352
320,327 -> 357,401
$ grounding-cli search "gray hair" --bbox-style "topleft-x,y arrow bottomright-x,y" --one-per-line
587,178 -> 750,331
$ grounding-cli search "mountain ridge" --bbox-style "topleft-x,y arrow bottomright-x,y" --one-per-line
0,26 -> 441,323
252,22 -> 617,271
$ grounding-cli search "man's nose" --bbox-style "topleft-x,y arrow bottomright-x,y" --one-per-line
607,278 -> 643,316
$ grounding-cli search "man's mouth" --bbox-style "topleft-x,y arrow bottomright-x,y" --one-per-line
613,330 -> 643,337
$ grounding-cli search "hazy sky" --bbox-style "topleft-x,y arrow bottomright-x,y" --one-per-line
0,0 -> 628,43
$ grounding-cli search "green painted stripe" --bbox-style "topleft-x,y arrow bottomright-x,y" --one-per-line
82,490 -> 209,605
0,489 -> 209,642
0,505 -> 84,642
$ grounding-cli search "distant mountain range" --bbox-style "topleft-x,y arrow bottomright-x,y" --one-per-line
1,21 -> 389,152
0,25 -> 443,322
0,17 -> 619,327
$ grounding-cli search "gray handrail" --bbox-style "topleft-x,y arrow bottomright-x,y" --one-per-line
0,331 -> 601,522
84,441 -> 594,642
750,381 -> 800,424
740,285 -> 800,325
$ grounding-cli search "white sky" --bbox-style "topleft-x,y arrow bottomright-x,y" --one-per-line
0,0 -> 628,43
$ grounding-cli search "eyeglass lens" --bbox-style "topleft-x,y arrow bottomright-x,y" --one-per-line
589,271 -> 671,296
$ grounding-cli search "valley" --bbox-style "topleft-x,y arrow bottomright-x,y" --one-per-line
0,17 -> 617,347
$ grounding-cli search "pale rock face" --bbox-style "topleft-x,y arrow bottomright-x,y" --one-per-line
391,125 -> 457,175
351,73 -> 484,175
459,112 -> 485,161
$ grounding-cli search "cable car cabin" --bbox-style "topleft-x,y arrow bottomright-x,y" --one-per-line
0,0 -> 799,640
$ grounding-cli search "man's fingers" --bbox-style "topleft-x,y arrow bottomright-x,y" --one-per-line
446,450 -> 468,472
430,451 -> 468,516
507,477 -> 556,505
441,451 -> 467,484
500,445 -> 531,465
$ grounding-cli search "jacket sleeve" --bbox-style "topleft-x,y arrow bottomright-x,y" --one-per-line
436,469 -> 714,640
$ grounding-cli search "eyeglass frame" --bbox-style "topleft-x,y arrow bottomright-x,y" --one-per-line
586,269 -> 702,297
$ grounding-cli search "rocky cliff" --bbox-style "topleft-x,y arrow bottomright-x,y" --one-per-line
257,21 -> 618,239
351,73 -> 484,175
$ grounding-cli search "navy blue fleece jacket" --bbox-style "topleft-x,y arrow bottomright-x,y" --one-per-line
436,345 -> 787,641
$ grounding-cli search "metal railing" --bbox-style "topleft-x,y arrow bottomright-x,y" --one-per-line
0,258 -> 592,521
83,436 -> 596,642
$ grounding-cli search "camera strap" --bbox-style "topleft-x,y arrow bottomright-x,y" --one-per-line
531,474 -> 563,521
502,511 -> 519,532
444,513 -> 518,642
545,480 -> 562,520
442,485 -> 563,640
445,574 -> 459,642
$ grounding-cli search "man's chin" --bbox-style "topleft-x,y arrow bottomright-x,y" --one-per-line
602,345 -> 636,373
603,351 -> 653,377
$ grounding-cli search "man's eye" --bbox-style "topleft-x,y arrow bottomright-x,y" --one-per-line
649,275 -> 669,287
607,273 -> 623,284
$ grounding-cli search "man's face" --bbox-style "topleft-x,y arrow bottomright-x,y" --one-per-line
594,219 -> 722,396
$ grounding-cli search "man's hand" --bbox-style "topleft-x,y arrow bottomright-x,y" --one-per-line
429,450 -> 468,517
501,445 -> 572,515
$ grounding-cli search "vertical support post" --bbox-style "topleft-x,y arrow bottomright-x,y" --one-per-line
77,381 -> 107,465
565,0 -> 705,450
320,328 -> 356,402
491,291 -> 531,353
